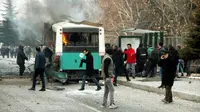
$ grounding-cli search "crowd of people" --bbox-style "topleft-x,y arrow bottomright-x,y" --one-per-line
2,42 -> 189,108
102,41 -> 191,105
0,45 -> 33,59
108,42 -> 190,86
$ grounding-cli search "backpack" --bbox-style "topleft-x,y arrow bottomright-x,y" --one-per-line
139,48 -> 147,60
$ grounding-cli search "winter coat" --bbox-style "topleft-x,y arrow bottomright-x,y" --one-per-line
149,48 -> 159,66
17,46 -> 28,65
136,47 -> 147,64
124,48 -> 136,63
35,52 -> 46,69
112,50 -> 124,74
147,47 -> 154,57
44,47 -> 53,58
158,52 -> 178,86
80,52 -> 94,76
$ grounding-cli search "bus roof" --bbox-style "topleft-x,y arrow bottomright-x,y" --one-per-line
52,20 -> 103,33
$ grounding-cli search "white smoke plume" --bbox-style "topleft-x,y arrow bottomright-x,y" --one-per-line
15,0 -> 103,41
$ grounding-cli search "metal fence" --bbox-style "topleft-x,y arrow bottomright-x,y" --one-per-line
164,36 -> 185,47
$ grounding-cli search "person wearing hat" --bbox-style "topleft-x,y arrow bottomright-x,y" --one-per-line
101,48 -> 118,109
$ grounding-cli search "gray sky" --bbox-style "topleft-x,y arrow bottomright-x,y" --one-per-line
0,0 -> 43,20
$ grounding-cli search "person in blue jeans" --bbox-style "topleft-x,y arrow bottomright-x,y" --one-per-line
177,59 -> 184,77
158,42 -> 165,88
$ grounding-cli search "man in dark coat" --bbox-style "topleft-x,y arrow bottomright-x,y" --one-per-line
158,46 -> 178,103
17,45 -> 28,76
79,49 -> 101,91
44,47 -> 53,64
112,47 -> 124,86
136,43 -> 147,75
143,46 -> 159,77
29,46 -> 46,91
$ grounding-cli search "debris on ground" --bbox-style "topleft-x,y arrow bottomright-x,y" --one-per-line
47,86 -> 65,91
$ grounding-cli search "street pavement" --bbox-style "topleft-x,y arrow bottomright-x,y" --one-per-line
0,79 -> 200,112
118,76 -> 200,102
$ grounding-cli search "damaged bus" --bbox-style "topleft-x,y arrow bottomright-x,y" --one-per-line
44,20 -> 105,83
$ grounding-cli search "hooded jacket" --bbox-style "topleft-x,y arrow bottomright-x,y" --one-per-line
17,46 -> 28,65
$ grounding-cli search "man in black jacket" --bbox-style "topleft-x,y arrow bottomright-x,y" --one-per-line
17,45 -> 28,76
158,45 -> 178,103
136,43 -> 147,75
79,49 -> 101,91
29,46 -> 46,91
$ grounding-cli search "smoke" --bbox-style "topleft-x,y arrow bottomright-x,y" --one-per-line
15,0 -> 103,41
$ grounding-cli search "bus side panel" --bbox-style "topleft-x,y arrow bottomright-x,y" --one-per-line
99,27 -> 105,56
55,27 -> 63,55
60,52 -> 101,70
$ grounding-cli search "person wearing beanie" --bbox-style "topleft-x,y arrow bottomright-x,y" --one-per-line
101,48 -> 118,109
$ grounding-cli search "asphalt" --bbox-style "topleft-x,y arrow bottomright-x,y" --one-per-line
118,76 -> 200,103
1,79 -> 200,112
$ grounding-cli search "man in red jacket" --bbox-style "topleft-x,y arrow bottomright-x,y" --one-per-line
124,44 -> 136,79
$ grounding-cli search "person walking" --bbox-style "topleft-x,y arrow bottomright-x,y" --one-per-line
17,45 -> 28,76
112,47 -> 124,86
124,44 -> 136,79
158,45 -> 178,103
143,46 -> 159,77
101,48 -> 118,109
29,46 -> 46,91
124,49 -> 131,81
79,49 -> 101,91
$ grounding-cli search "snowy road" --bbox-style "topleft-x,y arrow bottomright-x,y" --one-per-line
0,56 -> 34,75
0,79 -> 199,112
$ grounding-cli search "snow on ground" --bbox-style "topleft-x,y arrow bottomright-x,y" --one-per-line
0,56 -> 35,75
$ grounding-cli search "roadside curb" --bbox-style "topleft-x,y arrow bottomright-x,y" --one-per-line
118,80 -> 200,103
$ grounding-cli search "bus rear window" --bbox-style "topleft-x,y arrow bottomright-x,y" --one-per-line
62,32 -> 98,47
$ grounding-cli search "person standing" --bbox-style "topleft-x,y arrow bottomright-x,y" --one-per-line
10,46 -> 15,58
17,45 -> 28,76
29,46 -> 46,91
5,46 -> 10,58
112,47 -> 124,86
176,45 -> 184,77
158,42 -> 165,88
124,44 -> 136,79
136,43 -> 147,75
1,46 -> 5,58
14,46 -> 18,58
79,49 -> 101,91
158,46 -> 178,103
101,48 -> 118,109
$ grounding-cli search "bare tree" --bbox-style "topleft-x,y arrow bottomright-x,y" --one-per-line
100,0 -> 194,38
